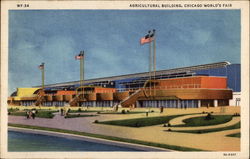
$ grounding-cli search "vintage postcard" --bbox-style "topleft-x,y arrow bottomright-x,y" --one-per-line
1,0 -> 249,158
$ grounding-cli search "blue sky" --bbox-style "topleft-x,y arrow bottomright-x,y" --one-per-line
9,10 -> 240,94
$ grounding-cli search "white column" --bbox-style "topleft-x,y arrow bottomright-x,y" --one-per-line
177,100 -> 181,108
198,100 -> 201,108
214,100 -> 218,107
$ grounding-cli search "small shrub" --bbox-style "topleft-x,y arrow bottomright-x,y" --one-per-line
202,111 -> 205,114
135,122 -> 140,127
205,113 -> 214,120
68,109 -> 71,112
127,110 -> 130,113
151,110 -> 154,113
168,128 -> 172,131
168,123 -> 171,127
211,111 -> 214,114
94,120 -> 99,123
234,113 -> 240,116
121,109 -> 126,114
97,112 -> 100,114
78,108 -> 82,112
78,113 -> 80,116
198,131 -> 202,134
163,124 -> 167,127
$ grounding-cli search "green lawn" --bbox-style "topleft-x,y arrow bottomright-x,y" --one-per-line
97,114 -> 196,127
65,114 -> 98,118
99,111 -> 151,115
68,109 -> 101,113
169,122 -> 240,134
8,108 -> 20,112
8,110 -> 58,118
173,115 -> 233,127
226,133 -> 241,138
8,123 -> 204,151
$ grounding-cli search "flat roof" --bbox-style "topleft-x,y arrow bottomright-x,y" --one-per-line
36,61 -> 231,88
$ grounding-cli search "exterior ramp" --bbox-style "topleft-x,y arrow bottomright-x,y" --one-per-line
69,95 -> 80,106
119,89 -> 143,107
35,90 -> 45,106
35,95 -> 44,106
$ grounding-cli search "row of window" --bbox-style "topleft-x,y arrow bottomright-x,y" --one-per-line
139,100 -> 199,108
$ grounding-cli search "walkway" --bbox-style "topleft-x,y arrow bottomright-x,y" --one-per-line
8,107 -> 241,151
168,114 -> 240,131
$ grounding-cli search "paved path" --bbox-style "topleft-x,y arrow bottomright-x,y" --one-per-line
169,114 -> 207,125
8,108 -> 241,151
168,115 -> 240,131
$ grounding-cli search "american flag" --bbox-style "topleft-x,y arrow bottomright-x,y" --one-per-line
140,36 -> 154,45
75,51 -> 84,60
38,63 -> 44,70
140,30 -> 155,45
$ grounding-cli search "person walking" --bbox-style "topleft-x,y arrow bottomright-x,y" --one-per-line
60,108 -> 64,116
160,106 -> 164,113
31,109 -> 36,119
26,111 -> 30,119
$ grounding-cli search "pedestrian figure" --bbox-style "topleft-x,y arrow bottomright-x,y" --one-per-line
60,108 -> 63,116
26,111 -> 30,119
29,111 -> 32,119
146,111 -> 148,117
160,106 -> 164,113
31,109 -> 36,119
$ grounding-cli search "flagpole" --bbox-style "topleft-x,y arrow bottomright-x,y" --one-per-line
80,51 -> 84,95
42,63 -> 45,90
153,30 -> 156,97
149,39 -> 152,97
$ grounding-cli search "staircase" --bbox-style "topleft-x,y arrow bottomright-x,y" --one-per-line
69,95 -> 81,106
35,91 -> 45,106
119,89 -> 142,107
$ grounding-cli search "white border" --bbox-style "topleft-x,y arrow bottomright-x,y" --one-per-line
1,1 -> 249,158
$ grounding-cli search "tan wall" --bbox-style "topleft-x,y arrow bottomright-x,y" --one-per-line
113,91 -> 129,101
45,95 -> 53,101
97,93 -> 113,101
85,93 -> 96,101
63,95 -> 73,101
53,95 -> 63,101
142,89 -> 232,100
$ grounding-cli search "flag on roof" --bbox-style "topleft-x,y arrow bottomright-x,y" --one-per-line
75,51 -> 84,60
140,30 -> 155,45
38,63 -> 44,70
140,36 -> 154,45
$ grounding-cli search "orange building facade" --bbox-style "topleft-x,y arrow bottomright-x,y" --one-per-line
8,76 -> 232,108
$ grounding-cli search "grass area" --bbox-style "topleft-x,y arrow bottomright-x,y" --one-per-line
169,122 -> 241,134
8,110 -> 58,118
8,123 -> 204,151
68,109 -> 153,115
65,114 -> 98,118
68,109 -> 101,113
97,114 -> 196,127
226,133 -> 241,138
8,108 -> 20,112
99,111 -> 152,115
173,115 -> 233,127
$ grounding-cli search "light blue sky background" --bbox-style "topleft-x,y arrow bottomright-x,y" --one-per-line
9,10 -> 240,94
